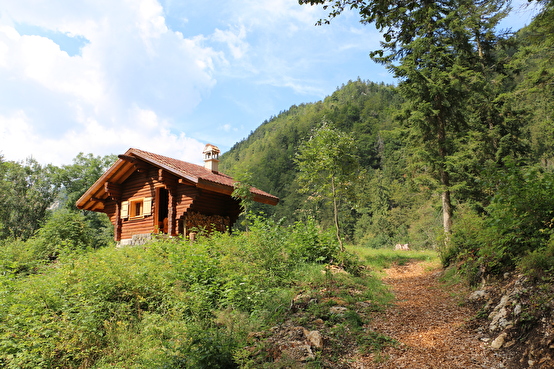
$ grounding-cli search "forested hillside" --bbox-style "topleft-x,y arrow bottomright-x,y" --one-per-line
221,2 -> 554,263
220,80 -> 414,246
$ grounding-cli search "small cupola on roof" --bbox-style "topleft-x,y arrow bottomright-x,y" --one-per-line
203,143 -> 220,172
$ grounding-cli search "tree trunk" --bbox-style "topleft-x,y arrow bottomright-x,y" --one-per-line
331,176 -> 344,251
437,107 -> 453,236
442,187 -> 453,235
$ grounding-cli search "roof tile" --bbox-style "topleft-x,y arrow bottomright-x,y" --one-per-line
129,148 -> 277,200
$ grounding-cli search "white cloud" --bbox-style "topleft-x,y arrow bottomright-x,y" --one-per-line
0,0 -> 402,167
0,0 -> 220,165
0,106 -> 205,166
219,123 -> 233,133
234,0 -> 324,30
212,24 -> 249,60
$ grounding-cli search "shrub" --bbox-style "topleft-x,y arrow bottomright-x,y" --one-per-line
163,323 -> 238,369
289,216 -> 338,263
448,164 -> 554,282
0,238 -> 46,275
519,238 -> 554,281
445,205 -> 486,267
0,215 -> 383,368
483,164 -> 554,264
33,210 -> 99,260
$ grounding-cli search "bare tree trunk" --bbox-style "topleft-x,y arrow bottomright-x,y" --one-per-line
331,176 -> 344,251
437,109 -> 453,238
442,187 -> 453,235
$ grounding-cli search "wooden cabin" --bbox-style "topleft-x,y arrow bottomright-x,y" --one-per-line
76,145 -> 279,245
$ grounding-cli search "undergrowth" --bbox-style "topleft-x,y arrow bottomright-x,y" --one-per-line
0,215 -> 401,368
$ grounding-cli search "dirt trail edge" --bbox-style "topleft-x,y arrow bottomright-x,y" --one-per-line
355,260 -> 506,369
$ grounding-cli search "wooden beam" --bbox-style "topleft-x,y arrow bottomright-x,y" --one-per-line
168,187 -> 177,237
253,193 -> 279,206
179,178 -> 196,186
118,154 -> 150,173
196,179 -> 278,206
196,179 -> 234,196
158,169 -> 178,186
104,182 -> 122,200
115,201 -> 122,241
91,197 -> 108,204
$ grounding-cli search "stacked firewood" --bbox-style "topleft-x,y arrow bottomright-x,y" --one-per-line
185,211 -> 230,234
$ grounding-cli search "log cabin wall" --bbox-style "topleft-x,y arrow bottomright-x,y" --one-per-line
103,169 -> 242,241
120,170 -> 159,240
174,184 -> 198,218
103,201 -> 118,237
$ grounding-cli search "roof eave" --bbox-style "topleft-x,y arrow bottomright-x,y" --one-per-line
75,157 -> 127,210
128,149 -> 199,184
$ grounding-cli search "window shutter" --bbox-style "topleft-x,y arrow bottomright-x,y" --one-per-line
143,197 -> 152,216
121,201 -> 129,219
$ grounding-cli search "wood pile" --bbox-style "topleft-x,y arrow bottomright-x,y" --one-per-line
185,211 -> 230,234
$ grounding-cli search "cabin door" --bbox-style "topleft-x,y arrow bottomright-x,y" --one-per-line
156,188 -> 169,233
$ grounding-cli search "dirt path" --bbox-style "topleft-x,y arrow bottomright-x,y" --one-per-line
355,260 -> 506,368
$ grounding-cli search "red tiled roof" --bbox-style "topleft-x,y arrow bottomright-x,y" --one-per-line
76,147 -> 279,212
128,148 -> 278,200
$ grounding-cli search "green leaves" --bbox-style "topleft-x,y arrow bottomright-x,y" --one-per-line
0,158 -> 61,240
0,217 -> 351,368
295,122 -> 361,249
295,122 -> 359,190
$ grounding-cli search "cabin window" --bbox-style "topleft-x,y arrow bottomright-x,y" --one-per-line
133,201 -> 142,217
121,197 -> 152,219
129,199 -> 143,218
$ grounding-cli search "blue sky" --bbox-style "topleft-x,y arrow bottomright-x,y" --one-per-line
0,0 -> 540,166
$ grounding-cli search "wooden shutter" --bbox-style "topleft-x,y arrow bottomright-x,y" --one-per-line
143,197 -> 152,216
121,201 -> 129,219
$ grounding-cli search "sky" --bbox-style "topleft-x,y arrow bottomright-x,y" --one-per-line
0,0 -> 540,166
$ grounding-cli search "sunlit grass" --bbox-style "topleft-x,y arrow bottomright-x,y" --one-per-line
346,245 -> 440,272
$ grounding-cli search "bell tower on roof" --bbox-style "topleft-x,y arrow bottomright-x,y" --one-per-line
203,144 -> 220,172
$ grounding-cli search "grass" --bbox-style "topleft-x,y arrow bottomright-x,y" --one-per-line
347,245 -> 439,272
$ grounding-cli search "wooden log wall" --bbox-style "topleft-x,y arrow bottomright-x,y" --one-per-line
175,185 -> 198,217
189,189 -> 240,216
100,167 -> 243,241
120,170 -> 159,240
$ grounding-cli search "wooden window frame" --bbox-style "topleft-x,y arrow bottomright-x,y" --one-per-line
121,197 -> 152,220
129,198 -> 145,219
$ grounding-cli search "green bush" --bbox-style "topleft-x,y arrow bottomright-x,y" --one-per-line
0,210 -> 110,277
163,323 -> 238,369
0,238 -> 46,275
519,237 -> 554,281
289,216 -> 339,262
0,245 -> 174,368
447,164 -> 554,281
444,205 -> 486,266
0,215 -> 382,368
34,210 -> 99,258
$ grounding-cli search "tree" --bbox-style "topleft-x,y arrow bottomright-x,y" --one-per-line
232,171 -> 255,231
300,0 -> 513,236
58,153 -> 116,211
57,153 -> 116,241
0,158 -> 61,240
506,1 -> 554,167
294,122 -> 360,250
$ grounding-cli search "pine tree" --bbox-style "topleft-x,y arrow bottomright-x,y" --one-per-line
300,0 -> 513,235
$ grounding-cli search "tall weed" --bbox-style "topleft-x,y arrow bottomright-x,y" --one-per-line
0,215 -> 376,368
